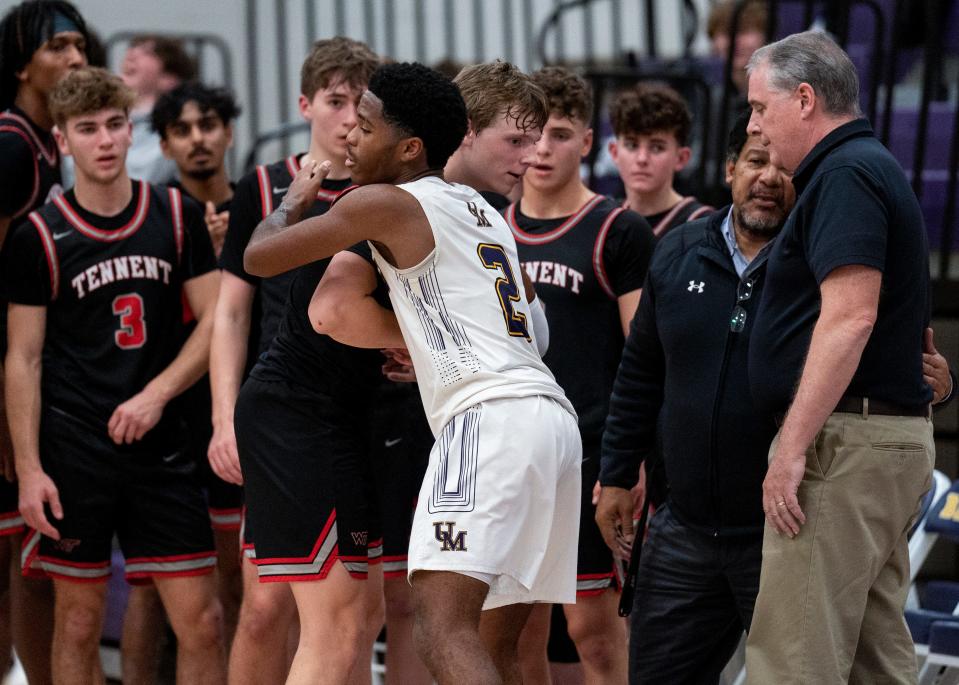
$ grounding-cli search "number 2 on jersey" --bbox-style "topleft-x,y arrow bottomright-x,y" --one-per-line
477,243 -> 531,341
112,293 -> 147,349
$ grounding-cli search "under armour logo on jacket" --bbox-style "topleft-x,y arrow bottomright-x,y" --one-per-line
687,281 -> 705,293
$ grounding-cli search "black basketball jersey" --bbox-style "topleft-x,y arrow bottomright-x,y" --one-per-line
0,107 -> 61,222
219,155 -> 347,358
631,196 -> 714,240
249,198 -> 385,403
507,196 -> 655,439
0,108 -> 63,359
3,181 -> 216,448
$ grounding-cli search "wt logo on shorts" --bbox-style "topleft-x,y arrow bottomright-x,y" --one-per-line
54,538 -> 81,553
434,522 -> 468,551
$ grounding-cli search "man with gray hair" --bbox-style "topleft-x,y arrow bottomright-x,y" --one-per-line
744,30 -> 935,683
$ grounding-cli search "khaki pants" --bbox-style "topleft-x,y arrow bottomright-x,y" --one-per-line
745,412 -> 934,685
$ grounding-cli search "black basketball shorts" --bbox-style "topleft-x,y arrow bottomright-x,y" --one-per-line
178,378 -> 243,531
23,406 -> 216,584
369,384 -> 431,579
0,478 -> 23,538
234,378 -> 381,583
576,438 -> 621,596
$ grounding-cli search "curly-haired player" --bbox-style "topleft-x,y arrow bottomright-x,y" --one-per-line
244,61 -> 580,685
609,84 -> 712,238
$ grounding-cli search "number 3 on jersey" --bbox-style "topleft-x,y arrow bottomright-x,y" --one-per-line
113,293 -> 147,349
477,243 -> 531,342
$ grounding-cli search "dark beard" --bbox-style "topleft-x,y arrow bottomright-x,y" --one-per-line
734,205 -> 784,239
184,167 -> 217,181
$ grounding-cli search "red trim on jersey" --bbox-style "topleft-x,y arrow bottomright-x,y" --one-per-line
181,289 -> 195,324
168,187 -> 184,264
53,180 -> 150,242
20,529 -> 45,578
255,165 -> 273,218
125,551 -> 217,564
687,204 -> 714,222
506,195 -> 605,245
258,571 -> 328,583
577,587 -> 614,597
575,569 -> 618,597
126,567 -> 214,581
285,154 -> 300,179
328,184 -> 358,206
260,156 -> 347,216
0,112 -> 57,165
124,551 -> 217,580
252,509 -> 336,564
37,556 -> 110,569
208,507 -> 243,531
35,556 -> 112,584
622,197 -> 715,237
40,572 -> 110,584
316,188 -> 344,202
257,545 -> 340,583
0,521 -> 23,537
285,155 -> 350,203
577,571 -> 617,580
28,211 -> 60,300
651,197 -> 695,237
592,208 -> 625,300
0,126 -> 40,217
0,510 -> 24,537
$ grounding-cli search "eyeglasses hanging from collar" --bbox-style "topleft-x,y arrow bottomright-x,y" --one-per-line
729,276 -> 756,333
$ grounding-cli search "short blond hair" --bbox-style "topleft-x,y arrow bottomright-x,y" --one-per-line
49,67 -> 135,127
454,60 -> 548,134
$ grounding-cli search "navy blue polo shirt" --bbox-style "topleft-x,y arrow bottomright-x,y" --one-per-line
749,118 -> 932,415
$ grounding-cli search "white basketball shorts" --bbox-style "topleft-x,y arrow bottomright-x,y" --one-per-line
407,394 -> 582,610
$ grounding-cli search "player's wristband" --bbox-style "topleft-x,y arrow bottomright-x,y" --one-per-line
529,296 -> 549,356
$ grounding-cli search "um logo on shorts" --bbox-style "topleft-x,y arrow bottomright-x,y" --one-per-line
433,522 -> 467,551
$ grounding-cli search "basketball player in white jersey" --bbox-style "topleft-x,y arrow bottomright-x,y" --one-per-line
244,62 -> 582,685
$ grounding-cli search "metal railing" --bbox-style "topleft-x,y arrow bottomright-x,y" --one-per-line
241,0 -> 702,165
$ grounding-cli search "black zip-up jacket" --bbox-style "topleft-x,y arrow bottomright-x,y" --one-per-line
600,208 -> 777,536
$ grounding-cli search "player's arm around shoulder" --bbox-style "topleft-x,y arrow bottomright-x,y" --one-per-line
309,250 -> 405,349
244,177 -> 427,277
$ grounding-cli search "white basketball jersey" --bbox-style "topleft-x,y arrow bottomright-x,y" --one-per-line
370,176 -> 576,436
